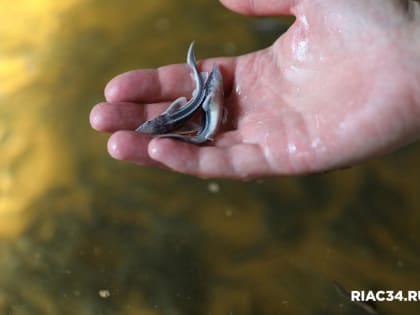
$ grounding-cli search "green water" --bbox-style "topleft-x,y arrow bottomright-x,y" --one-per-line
0,1 -> 419,314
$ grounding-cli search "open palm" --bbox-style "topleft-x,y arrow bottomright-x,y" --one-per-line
90,0 -> 420,179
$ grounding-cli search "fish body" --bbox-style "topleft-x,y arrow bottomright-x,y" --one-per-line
135,41 -> 206,134
157,64 -> 224,144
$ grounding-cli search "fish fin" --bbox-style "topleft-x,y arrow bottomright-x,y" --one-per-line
162,96 -> 187,114
170,121 -> 202,135
201,95 -> 211,111
182,121 -> 202,133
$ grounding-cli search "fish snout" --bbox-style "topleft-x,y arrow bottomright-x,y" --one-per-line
135,115 -> 173,135
135,120 -> 156,134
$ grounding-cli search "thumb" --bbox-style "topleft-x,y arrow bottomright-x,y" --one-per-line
219,0 -> 296,15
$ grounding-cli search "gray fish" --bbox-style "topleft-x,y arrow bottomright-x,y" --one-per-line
157,64 -> 224,144
135,41 -> 207,134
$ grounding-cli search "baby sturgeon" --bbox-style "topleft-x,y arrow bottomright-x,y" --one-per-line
157,64 -> 224,144
135,41 -> 206,134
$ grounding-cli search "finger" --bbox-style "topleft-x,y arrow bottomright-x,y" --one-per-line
219,0 -> 295,16
107,131 -> 163,168
90,101 -> 172,132
105,57 -> 236,103
90,102 -> 143,132
148,138 -> 273,179
105,64 -> 191,103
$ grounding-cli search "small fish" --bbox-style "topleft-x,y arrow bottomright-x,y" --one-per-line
135,41 -> 207,134
157,64 -> 224,144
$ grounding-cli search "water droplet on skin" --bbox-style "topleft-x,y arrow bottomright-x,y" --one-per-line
235,83 -> 242,96
295,40 -> 308,62
311,137 -> 321,149
291,15 -> 309,62
288,143 -> 297,154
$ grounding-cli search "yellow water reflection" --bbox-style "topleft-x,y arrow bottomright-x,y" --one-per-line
0,1 -> 80,95
0,1 -> 83,238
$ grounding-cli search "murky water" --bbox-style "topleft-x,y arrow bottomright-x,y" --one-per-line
1,1 -> 419,314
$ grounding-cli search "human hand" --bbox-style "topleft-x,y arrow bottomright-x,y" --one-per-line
90,0 -> 420,179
